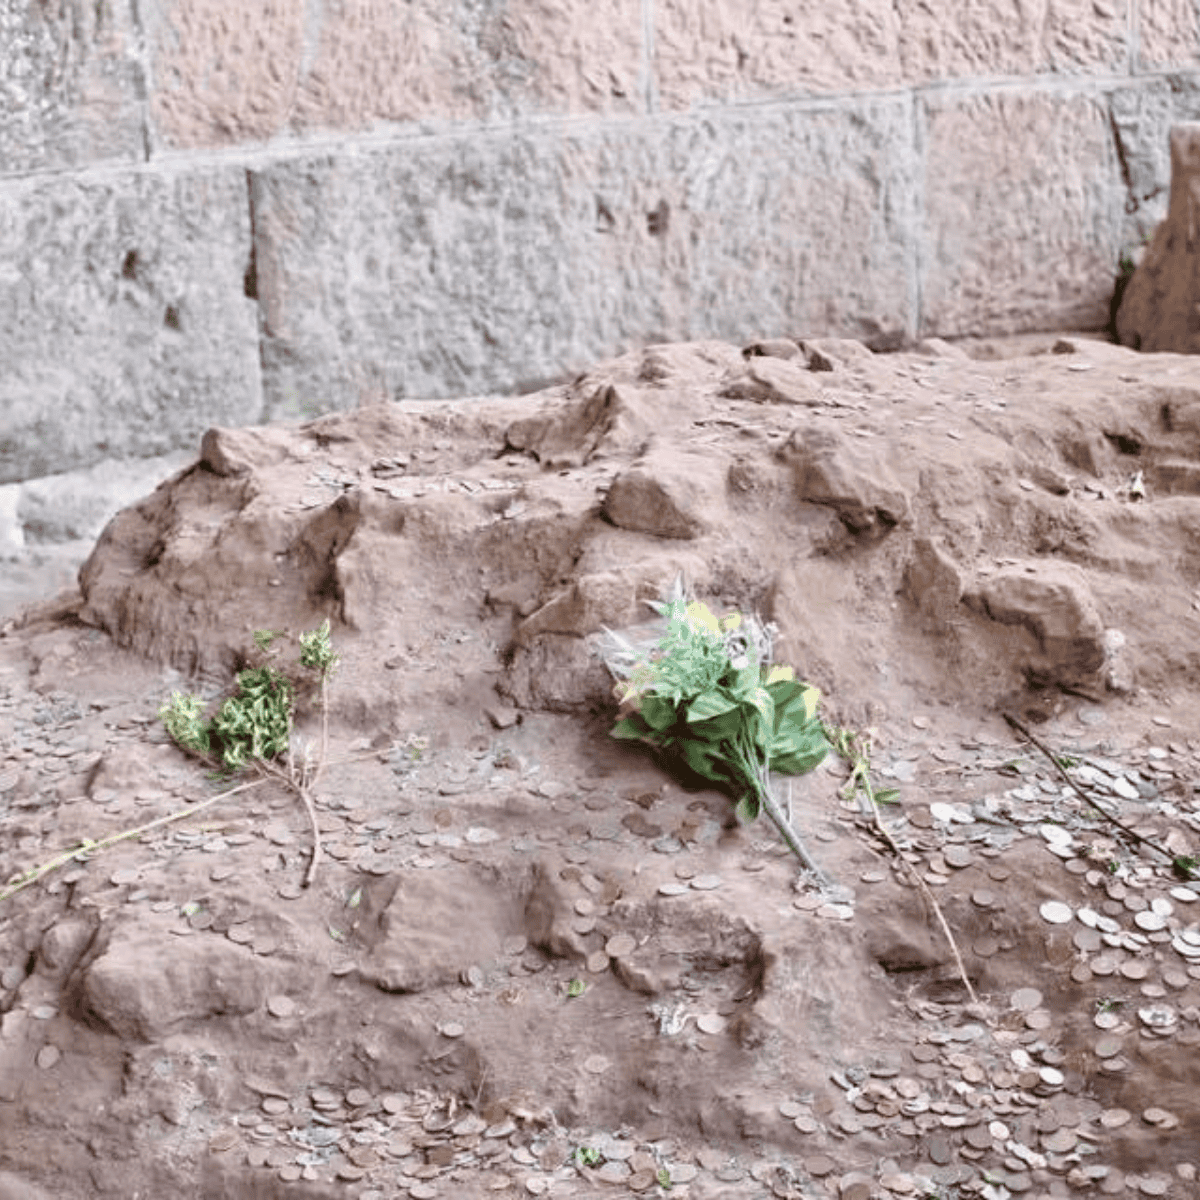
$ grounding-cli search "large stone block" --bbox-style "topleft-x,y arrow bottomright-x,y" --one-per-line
252,98 -> 917,414
652,0 -> 1128,109
919,89 -> 1125,337
0,0 -> 146,176
1136,0 -> 1200,70
146,0 -> 643,149
1117,123 -> 1200,353
0,167 -> 261,483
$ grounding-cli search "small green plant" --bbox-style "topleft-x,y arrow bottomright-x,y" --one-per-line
824,724 -> 899,808
573,1146 -> 601,1168
2,622 -> 343,903
159,620 -> 340,887
600,587 -> 828,878
656,1166 -> 672,1188
565,978 -> 586,998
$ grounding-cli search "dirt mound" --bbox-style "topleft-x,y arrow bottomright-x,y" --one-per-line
4,335 -> 1200,1198
79,333 -> 1200,729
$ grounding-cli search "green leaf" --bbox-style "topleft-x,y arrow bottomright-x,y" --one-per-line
639,694 -> 679,732
566,978 -> 586,998
689,709 -> 747,744
686,689 -> 737,724
743,687 -> 775,751
611,715 -> 652,741
735,792 -> 760,822
726,661 -> 760,701
874,788 -> 901,805
679,737 -> 728,786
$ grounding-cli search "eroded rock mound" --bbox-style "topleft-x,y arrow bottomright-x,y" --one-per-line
78,335 -> 1200,728
1117,123 -> 1200,355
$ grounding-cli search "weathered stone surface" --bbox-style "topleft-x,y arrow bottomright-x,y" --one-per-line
0,1172 -> 54,1200
505,383 -> 652,469
1108,83 -> 1177,226
781,426 -> 910,532
146,0 -> 308,147
1137,0 -> 1200,70
0,168 -> 261,484
251,98 -> 916,412
921,89 -> 1125,337
83,927 -> 267,1041
148,0 -> 642,149
524,862 -> 591,961
1117,124 -> 1200,354
501,632 -> 616,714
604,447 -> 724,539
16,453 -> 189,544
654,0 -> 1127,108
0,485 -> 21,554
0,0 -> 146,176
515,571 -> 640,642
904,537 -> 965,619
359,866 -> 519,993
967,563 -> 1106,685
720,357 -> 826,406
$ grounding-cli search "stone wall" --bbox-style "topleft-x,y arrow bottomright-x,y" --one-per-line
3,0 -> 1200,502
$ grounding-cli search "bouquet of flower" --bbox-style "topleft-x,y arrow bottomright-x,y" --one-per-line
598,583 -> 829,876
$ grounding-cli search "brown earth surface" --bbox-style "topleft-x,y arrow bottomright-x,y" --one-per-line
2,333 -> 1200,1199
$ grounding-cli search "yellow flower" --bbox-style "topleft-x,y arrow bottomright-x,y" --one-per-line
684,601 -> 720,635
765,664 -> 794,684
721,612 -> 742,631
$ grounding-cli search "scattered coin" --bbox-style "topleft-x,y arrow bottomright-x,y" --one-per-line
1041,1127 -> 1077,1153
208,1129 -> 239,1153
1142,1107 -> 1177,1127
690,874 -> 723,891
605,933 -> 636,958
439,1022 -> 465,1039
943,845 -> 973,869
266,995 -> 296,1018
34,1044 -> 60,1070
696,1013 -> 727,1035
1010,988 -> 1043,1012
583,1054 -> 610,1075
1040,901 -> 1073,925
657,882 -> 689,897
